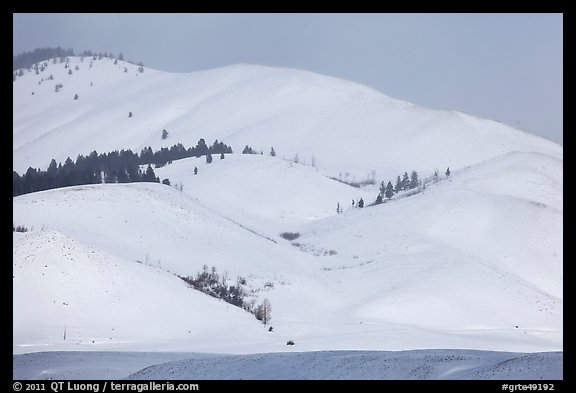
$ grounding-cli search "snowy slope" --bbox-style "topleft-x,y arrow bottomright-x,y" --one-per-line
13,229 -> 277,355
291,151 -> 562,340
126,350 -> 563,380
13,150 -> 562,354
13,56 -> 562,366
154,154 -> 374,232
13,350 -> 562,380
12,351 -> 200,380
13,57 -> 562,181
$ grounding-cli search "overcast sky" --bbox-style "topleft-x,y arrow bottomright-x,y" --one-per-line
13,13 -> 563,144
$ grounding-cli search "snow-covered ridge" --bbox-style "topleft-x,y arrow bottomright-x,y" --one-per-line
13,56 -> 562,181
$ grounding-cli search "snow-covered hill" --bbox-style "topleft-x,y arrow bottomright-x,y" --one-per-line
13,151 -> 562,355
13,229 -> 277,354
13,57 -> 562,182
126,350 -> 563,380
13,56 -> 562,377
14,350 -> 563,380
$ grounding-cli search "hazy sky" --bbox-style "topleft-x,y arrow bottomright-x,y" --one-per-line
13,13 -> 563,144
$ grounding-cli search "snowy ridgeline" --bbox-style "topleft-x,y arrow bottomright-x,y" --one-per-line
14,350 -> 562,380
13,56 -> 562,179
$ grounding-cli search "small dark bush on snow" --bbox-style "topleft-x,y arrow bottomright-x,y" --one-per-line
287,340 -> 295,345
280,232 -> 300,241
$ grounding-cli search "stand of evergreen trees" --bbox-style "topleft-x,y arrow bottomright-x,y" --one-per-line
13,139 -> 233,197
13,47 -> 75,71
374,170 -> 421,205
13,47 -> 139,81
140,139 -> 232,167
372,168 -> 449,206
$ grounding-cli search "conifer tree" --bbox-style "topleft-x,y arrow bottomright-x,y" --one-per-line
379,181 -> 386,196
144,164 -> 156,182
410,170 -> 419,189
385,181 -> 394,199
395,176 -> 402,193
402,172 -> 409,190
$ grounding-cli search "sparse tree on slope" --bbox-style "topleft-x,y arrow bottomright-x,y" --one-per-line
358,198 -> 364,208
379,181 -> 386,196
161,129 -> 169,140
402,172 -> 409,190
385,181 -> 394,199
445,167 -> 451,177
410,170 -> 419,189
255,299 -> 272,326
395,176 -> 402,193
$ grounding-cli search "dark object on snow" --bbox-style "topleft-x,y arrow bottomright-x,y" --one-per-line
287,340 -> 295,345
280,232 -> 300,241
268,326 -> 273,332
